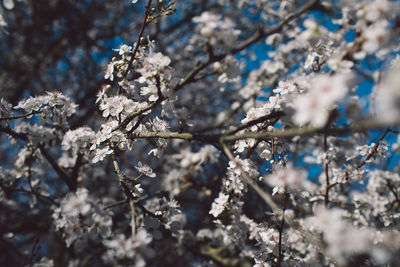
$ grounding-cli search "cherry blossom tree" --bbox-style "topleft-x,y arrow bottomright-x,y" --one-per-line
1,0 -> 400,266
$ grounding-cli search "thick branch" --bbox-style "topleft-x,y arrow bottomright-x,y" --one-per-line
126,119 -> 399,145
221,119 -> 400,142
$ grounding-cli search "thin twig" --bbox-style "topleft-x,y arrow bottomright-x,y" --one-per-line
103,199 -> 128,210
111,152 -> 136,236
123,0 -> 153,79
356,127 -> 391,169
224,111 -> 285,136
277,194 -> 287,267
323,134 -> 330,206
0,110 -> 40,121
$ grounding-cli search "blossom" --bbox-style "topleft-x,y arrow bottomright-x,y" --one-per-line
140,83 -> 159,102
99,95 -> 138,118
146,52 -> 171,69
62,127 -> 95,152
92,147 -> 113,163
357,0 -> 394,22
362,20 -> 390,53
216,55 -> 240,83
113,44 -> 132,55
3,0 -> 14,10
13,92 -> 77,121
264,165 -> 308,195
151,116 -> 170,132
373,62 -> 400,122
209,192 -> 229,217
61,188 -> 91,217
103,230 -> 152,259
104,61 -> 115,81
136,161 -> 156,177
192,12 -> 240,48
14,96 -> 48,112
136,52 -> 172,82
293,74 -> 351,127
307,205 -> 374,263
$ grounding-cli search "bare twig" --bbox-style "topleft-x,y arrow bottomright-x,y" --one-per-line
103,199 -> 129,210
323,134 -> 330,206
123,0 -> 153,79
111,152 -> 136,236
0,110 -> 40,121
277,194 -> 288,267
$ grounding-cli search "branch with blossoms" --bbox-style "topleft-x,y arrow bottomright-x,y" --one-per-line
3,0 -> 400,266
127,118 -> 400,144
115,0 -> 320,131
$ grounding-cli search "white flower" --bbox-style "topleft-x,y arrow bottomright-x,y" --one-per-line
103,230 -> 152,259
151,116 -> 170,132
62,127 -> 95,152
3,0 -> 14,10
61,188 -> 91,217
357,0 -> 394,22
14,96 -> 48,112
293,74 -> 351,127
217,55 -> 240,83
264,165 -> 307,194
192,12 -> 240,48
136,161 -> 156,177
146,52 -> 171,69
258,228 -> 279,246
140,83 -> 159,102
241,106 -> 270,124
362,20 -> 389,53
273,80 -> 296,95
113,44 -> 132,55
373,63 -> 400,123
92,147 -> 113,163
293,93 -> 329,127
209,192 -> 229,217
99,96 -> 136,118
104,61 -> 115,81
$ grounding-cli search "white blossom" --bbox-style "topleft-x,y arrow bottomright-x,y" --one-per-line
136,161 -> 156,178
92,147 -> 113,163
210,192 -> 229,217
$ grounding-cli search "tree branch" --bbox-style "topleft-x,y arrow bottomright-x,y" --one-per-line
123,0 -> 153,79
